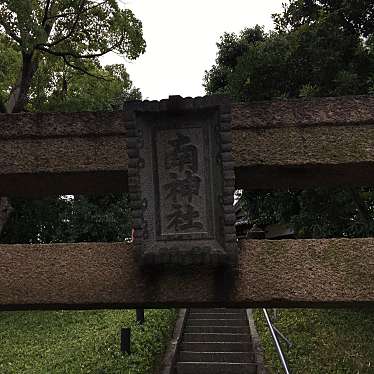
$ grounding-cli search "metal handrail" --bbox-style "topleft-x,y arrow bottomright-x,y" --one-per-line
273,325 -> 293,349
263,308 -> 291,374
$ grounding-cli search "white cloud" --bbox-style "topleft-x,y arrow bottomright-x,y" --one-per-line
102,0 -> 284,100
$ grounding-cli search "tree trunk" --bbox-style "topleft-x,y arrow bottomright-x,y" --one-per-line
5,52 -> 39,113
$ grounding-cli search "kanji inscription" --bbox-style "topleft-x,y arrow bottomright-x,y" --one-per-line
126,96 -> 237,267
157,129 -> 206,236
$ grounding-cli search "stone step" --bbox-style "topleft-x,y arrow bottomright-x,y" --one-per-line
183,333 -> 250,343
185,325 -> 249,334
191,308 -> 244,313
187,319 -> 248,326
181,342 -> 251,352
179,351 -> 255,363
176,362 -> 258,374
189,312 -> 245,320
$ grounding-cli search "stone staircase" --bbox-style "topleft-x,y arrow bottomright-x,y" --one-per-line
175,308 -> 260,374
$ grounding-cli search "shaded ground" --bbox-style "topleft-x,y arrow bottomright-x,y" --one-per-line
254,308 -> 374,373
0,309 -> 177,373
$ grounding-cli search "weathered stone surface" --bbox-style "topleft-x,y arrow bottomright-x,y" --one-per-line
126,96 -> 237,266
233,126 -> 374,167
232,96 -> 374,188
0,95 -> 373,195
0,111 -> 126,138
232,95 -> 374,129
0,238 -> 374,310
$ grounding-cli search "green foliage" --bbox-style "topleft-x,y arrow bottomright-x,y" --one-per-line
253,308 -> 374,373
273,0 -> 374,37
1,194 -> 132,244
0,0 -> 146,112
205,22 -> 373,101
0,309 -> 177,373
0,0 -> 146,59
66,194 -> 132,242
31,59 -> 141,112
0,22 -> 141,112
0,34 -> 20,106
0,196 -> 70,244
204,26 -> 266,97
242,188 -> 374,238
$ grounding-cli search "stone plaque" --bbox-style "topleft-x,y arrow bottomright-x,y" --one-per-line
125,96 -> 237,266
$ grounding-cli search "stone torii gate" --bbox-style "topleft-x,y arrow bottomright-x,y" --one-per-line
0,95 -> 373,311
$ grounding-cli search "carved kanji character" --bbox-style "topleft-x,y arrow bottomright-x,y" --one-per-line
164,170 -> 201,202
165,132 -> 198,173
166,203 -> 203,232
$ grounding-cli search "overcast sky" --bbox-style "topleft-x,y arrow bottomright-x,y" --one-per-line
102,0 -> 284,100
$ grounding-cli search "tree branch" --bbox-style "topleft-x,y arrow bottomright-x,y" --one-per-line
44,0 -> 109,22
0,16 -> 22,44
62,56 -> 108,81
42,0 -> 52,26
40,0 -> 100,49
43,8 -> 83,48
36,37 -> 123,59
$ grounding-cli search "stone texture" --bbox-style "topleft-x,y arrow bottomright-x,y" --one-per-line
1,238 -> 374,309
126,96 -> 237,266
179,352 -> 255,362
231,95 -> 374,129
176,362 -> 257,374
0,111 -> 126,138
175,307 -> 257,373
0,95 -> 373,195
180,342 -> 251,353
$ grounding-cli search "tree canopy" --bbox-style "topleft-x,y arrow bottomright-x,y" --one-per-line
273,0 -> 374,37
0,0 -> 145,112
205,21 -> 374,101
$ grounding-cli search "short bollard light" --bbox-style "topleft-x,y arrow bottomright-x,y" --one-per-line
136,309 -> 145,324
120,328 -> 131,354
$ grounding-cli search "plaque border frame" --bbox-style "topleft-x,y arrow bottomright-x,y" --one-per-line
125,96 -> 237,267
152,120 -> 213,241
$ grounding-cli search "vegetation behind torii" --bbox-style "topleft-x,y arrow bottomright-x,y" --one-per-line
205,0 -> 374,239
204,0 -> 374,372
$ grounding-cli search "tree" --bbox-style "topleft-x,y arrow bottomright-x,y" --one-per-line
273,0 -> 374,37
204,1 -> 374,238
0,42 -> 140,243
205,23 -> 373,101
0,33 -> 20,110
30,59 -> 141,112
0,0 -> 145,236
1,194 -> 132,244
0,0 -> 145,113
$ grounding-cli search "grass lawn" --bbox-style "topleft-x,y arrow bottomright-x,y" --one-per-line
0,309 -> 177,373
254,308 -> 374,373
